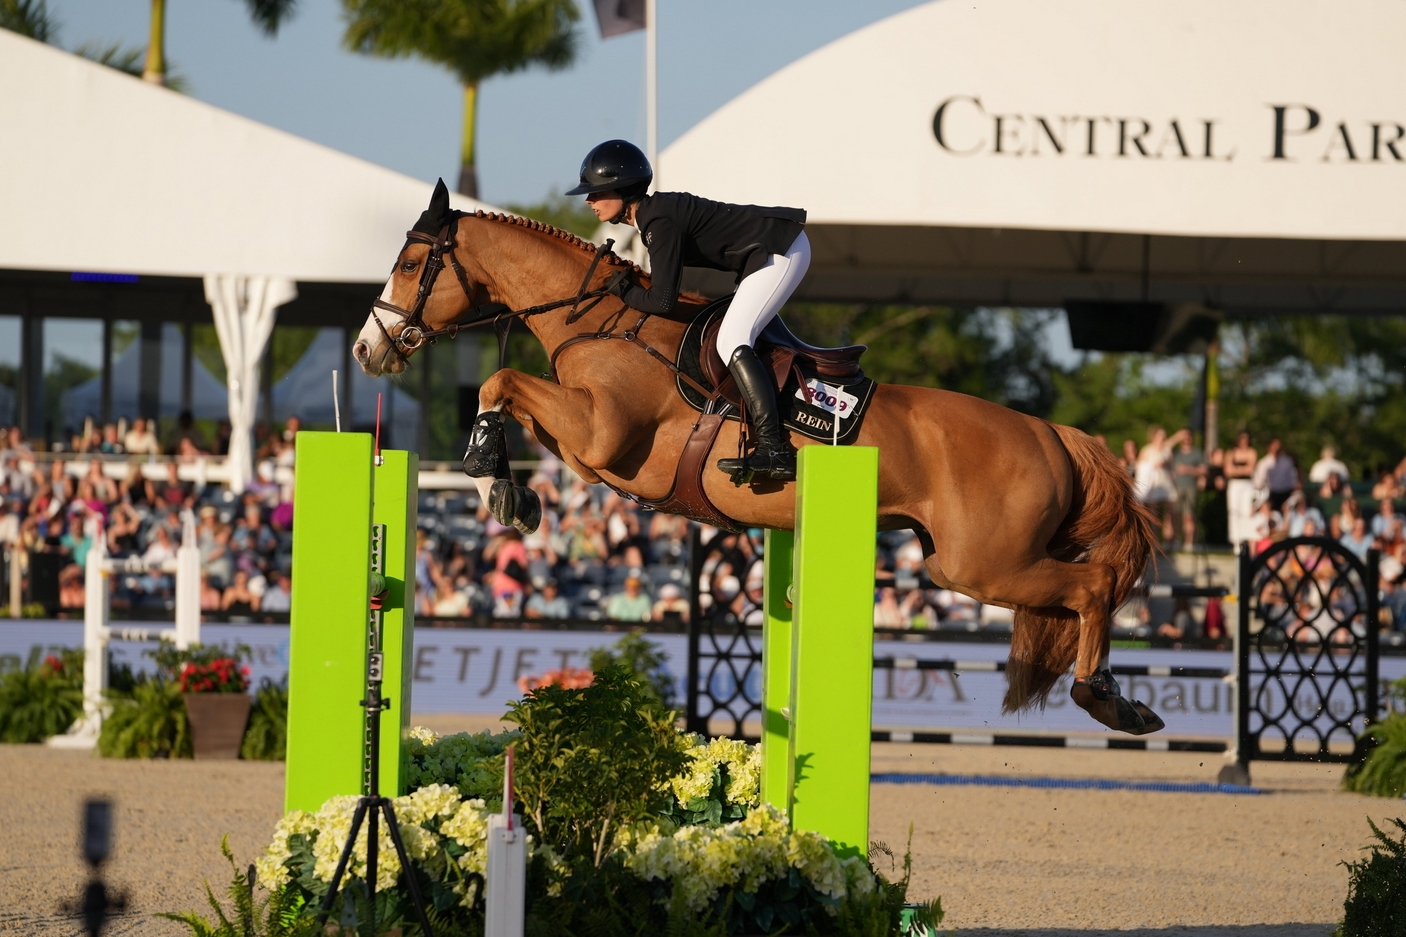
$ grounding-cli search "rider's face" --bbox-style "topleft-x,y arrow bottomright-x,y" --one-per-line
586,190 -> 627,223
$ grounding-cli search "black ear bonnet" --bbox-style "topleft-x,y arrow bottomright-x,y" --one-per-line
412,178 -> 454,234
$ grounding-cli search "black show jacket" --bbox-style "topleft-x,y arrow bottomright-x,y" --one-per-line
620,191 -> 806,315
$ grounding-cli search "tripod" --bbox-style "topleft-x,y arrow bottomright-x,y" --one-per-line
317,526 -> 435,937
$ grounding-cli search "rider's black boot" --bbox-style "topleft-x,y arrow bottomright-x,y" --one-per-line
716,346 -> 797,483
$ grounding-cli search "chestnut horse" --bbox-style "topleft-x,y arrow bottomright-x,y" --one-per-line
353,190 -> 1163,735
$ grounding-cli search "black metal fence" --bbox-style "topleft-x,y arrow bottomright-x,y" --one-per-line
684,526 -> 765,738
1227,538 -> 1379,780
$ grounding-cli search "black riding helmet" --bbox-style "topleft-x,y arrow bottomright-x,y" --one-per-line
565,139 -> 652,202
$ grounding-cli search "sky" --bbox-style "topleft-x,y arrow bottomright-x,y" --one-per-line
45,0 -> 928,207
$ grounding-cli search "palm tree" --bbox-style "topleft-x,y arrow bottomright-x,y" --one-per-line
0,0 -> 190,89
142,0 -> 299,85
342,0 -> 580,199
0,0 -> 57,41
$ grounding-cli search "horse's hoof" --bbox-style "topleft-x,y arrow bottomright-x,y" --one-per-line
511,486 -> 541,535
488,481 -> 541,535
1072,682 -> 1148,734
1111,695 -> 1153,733
488,479 -> 516,528
1126,699 -> 1165,735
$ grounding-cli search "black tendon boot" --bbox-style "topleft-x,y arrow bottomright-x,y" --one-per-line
716,346 -> 796,483
461,411 -> 511,480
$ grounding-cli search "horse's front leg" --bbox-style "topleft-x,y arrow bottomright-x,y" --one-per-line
463,369 -> 638,533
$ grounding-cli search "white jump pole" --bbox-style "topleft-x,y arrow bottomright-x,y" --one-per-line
49,511 -> 201,748
5,535 -> 20,618
173,510 -> 200,650
485,745 -> 525,937
56,531 -> 115,747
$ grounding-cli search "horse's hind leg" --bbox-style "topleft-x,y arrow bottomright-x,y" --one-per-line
1055,561 -> 1164,735
944,554 -> 1163,735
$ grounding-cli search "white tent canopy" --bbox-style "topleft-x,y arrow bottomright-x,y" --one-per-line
60,324 -> 228,429
661,0 -> 1406,313
0,30 -> 492,482
0,30 -> 487,281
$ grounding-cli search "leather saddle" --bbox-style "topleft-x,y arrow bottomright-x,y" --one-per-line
698,302 -> 866,405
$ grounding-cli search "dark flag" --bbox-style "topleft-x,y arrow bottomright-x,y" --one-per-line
592,0 -> 646,38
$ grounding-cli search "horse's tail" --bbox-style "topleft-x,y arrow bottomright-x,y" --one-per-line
1002,423 -> 1160,713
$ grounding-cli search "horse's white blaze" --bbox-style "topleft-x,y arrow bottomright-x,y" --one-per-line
355,274 -> 401,374
378,273 -> 397,304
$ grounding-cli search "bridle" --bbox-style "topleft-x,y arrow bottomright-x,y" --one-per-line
369,212 -> 478,366
368,211 -> 625,369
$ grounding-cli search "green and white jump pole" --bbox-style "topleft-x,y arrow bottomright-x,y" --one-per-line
284,432 -> 418,813
762,445 -> 879,857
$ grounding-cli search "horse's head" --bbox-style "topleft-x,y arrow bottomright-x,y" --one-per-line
354,179 -> 483,376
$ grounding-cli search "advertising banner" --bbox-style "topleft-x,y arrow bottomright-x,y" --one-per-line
5,623 -> 1401,739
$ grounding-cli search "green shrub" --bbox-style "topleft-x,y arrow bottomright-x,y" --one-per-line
0,647 -> 83,743
1344,678 -> 1406,797
509,664 -> 689,867
406,726 -> 516,805
586,631 -> 676,707
1336,817 -> 1406,937
100,676 -> 191,759
240,679 -> 288,762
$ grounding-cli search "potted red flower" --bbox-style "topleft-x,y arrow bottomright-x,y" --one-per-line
179,652 -> 252,760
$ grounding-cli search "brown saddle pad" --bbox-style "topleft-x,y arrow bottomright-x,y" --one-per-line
675,296 -> 878,446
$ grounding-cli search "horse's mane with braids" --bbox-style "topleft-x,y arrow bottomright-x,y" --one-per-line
471,210 -> 647,278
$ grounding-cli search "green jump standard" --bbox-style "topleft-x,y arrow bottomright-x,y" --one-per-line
284,432 -> 418,814
762,444 -> 879,858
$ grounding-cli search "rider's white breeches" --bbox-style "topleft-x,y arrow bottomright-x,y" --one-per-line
716,231 -> 811,361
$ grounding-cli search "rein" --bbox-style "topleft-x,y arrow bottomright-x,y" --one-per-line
372,221 -> 715,398
548,311 -> 720,403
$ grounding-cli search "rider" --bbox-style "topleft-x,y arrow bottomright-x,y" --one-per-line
566,139 -> 810,482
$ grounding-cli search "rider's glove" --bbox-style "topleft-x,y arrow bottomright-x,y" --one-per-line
603,269 -> 632,298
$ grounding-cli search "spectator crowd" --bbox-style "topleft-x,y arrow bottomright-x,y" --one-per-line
1124,426 -> 1406,632
5,413 -> 1405,636
411,451 -> 696,625
1,419 -> 297,619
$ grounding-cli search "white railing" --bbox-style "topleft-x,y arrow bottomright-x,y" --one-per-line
12,452 -> 553,492
4,538 -> 19,618
44,454 -> 292,488
47,511 -> 201,749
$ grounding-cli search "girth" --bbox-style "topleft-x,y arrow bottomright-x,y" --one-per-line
548,312 -> 744,532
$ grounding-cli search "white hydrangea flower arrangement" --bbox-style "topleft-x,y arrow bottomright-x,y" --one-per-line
251,721 -> 901,933
621,805 -> 875,915
257,744 -> 875,919
255,783 -> 513,908
661,734 -> 764,827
